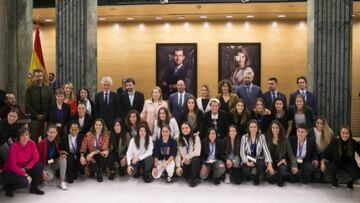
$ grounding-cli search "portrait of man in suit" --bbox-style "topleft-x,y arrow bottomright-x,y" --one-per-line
219,43 -> 261,87
156,43 -> 197,99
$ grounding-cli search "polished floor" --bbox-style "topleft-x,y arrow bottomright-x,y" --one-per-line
0,176 -> 359,203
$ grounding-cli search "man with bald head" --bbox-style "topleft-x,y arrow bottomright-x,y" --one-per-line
168,80 -> 193,124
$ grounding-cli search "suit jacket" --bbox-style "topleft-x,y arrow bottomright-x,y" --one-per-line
119,91 -> 145,119
95,91 -> 118,129
203,110 -> 229,139
46,103 -> 71,132
200,139 -> 226,163
116,87 -> 126,97
289,90 -> 317,115
262,91 -> 287,109
289,136 -> 318,163
235,84 -> 262,111
70,113 -> 93,137
168,92 -> 193,124
161,65 -> 193,99
59,133 -> 84,156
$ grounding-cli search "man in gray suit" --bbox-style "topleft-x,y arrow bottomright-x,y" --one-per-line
168,80 -> 193,124
235,69 -> 262,111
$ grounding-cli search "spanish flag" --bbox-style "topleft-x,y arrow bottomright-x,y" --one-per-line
27,23 -> 48,86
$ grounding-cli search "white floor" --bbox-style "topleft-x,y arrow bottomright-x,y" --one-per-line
0,177 -> 359,203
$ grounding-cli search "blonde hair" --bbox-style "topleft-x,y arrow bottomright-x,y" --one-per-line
316,116 -> 333,147
201,84 -> 211,99
150,86 -> 163,102
62,82 -> 75,100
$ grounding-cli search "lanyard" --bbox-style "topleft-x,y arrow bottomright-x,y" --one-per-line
95,135 -> 101,150
297,142 -> 304,158
183,137 -> 189,153
70,137 -> 77,153
209,143 -> 215,156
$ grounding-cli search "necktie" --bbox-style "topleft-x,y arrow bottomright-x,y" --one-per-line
246,86 -> 251,97
104,92 -> 109,105
179,94 -> 183,108
271,92 -> 275,101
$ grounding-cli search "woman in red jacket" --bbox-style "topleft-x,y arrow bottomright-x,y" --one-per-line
1,127 -> 44,197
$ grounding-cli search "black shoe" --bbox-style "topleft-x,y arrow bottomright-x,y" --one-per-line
214,178 -> 221,185
277,180 -> 284,187
97,171 -> 103,182
5,189 -> 14,197
30,188 -> 44,195
143,172 -> 153,183
133,171 -> 140,179
67,178 -> 74,184
189,179 -> 197,187
268,178 -> 276,184
347,181 -> 354,189
253,177 -> 260,186
109,171 -> 115,180
332,178 -> 339,187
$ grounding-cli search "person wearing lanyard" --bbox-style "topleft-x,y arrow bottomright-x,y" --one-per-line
175,122 -> 201,187
250,98 -> 272,133
199,127 -> 226,185
289,123 -> 318,184
240,119 -> 274,185
80,118 -> 110,182
60,120 -> 84,183
37,124 -> 68,190
224,125 -> 242,184
152,125 -> 178,183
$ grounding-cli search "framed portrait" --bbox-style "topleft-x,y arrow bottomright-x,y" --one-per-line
218,43 -> 261,87
156,43 -> 197,99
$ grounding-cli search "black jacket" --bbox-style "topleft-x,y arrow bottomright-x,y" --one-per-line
59,133 -> 84,155
95,91 -> 119,129
203,110 -> 229,139
322,138 -> 360,164
289,136 -> 318,163
118,91 -> 144,119
200,139 -> 226,163
179,110 -> 203,136
70,113 -> 93,137
46,103 -> 71,130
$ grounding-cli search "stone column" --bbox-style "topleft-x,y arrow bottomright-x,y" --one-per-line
56,0 -> 97,98
0,0 -> 6,89
5,0 -> 33,107
308,0 -> 353,132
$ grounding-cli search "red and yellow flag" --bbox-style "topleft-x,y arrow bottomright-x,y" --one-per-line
27,23 -> 48,86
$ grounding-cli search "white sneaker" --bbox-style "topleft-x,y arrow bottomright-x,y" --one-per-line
166,176 -> 172,183
224,174 -> 231,184
58,181 -> 68,190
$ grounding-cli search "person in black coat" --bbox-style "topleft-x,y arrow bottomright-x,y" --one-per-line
289,76 -> 317,115
0,109 -> 20,163
271,97 -> 293,137
60,120 -> 84,183
179,96 -> 203,137
46,89 -> 71,138
118,78 -> 144,120
224,125 -> 242,184
203,99 -> 229,140
77,88 -> 96,120
229,99 -> 250,136
320,126 -> 360,189
262,77 -> 287,109
95,76 -> 119,129
250,98 -> 272,134
289,123 -> 318,184
70,102 -> 93,137
199,128 -> 226,185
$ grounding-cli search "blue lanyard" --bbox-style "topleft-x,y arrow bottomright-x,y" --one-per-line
209,143 -> 215,156
70,137 -> 77,152
297,142 -> 304,157
95,135 -> 101,149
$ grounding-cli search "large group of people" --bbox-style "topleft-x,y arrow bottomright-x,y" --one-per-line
0,67 -> 359,198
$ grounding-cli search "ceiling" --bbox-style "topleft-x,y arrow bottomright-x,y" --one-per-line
33,2 -> 360,23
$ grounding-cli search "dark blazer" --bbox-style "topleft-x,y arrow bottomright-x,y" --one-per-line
179,110 -> 203,136
203,110 -> 229,139
250,110 -> 272,134
289,106 -> 314,136
161,65 -> 192,99
200,139 -> 226,163
235,84 -> 262,111
322,138 -> 360,164
289,90 -> 317,115
46,103 -> 71,135
95,91 -> 118,129
116,87 -> 126,97
289,136 -> 318,163
262,91 -> 287,109
119,91 -> 145,119
59,133 -> 84,156
70,113 -> 93,137
77,99 -> 95,120
224,136 -> 241,157
168,92 -> 193,124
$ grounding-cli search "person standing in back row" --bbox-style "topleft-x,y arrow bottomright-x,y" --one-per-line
118,78 -> 144,120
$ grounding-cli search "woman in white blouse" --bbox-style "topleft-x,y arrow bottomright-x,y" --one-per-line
153,107 -> 179,141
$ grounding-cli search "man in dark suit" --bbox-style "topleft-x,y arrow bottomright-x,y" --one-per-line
262,77 -> 287,109
118,77 -> 144,119
168,80 -> 193,124
48,72 -> 57,94
289,123 -> 318,184
289,76 -> 317,115
203,99 -> 229,139
235,69 -> 262,111
160,48 -> 193,99
95,76 -> 118,129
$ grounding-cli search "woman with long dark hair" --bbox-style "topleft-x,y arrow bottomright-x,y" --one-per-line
77,87 -> 95,119
224,125 -> 242,184
175,122 -> 201,187
126,124 -> 154,183
124,110 -> 142,138
80,118 -> 110,182
112,119 -> 131,177
230,99 -> 250,136
250,97 -> 272,133
266,120 -> 298,187
320,126 -> 360,189
180,96 -> 203,137
270,97 -> 293,137
153,107 -> 179,141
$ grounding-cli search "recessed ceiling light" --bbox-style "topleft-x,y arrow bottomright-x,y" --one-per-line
177,16 -> 185,20
155,17 -> 163,20
44,19 -> 53,22
277,14 -> 286,18
98,17 -> 106,21
246,15 -> 255,18
126,17 -> 134,20
225,15 -> 233,19
200,15 -> 208,19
